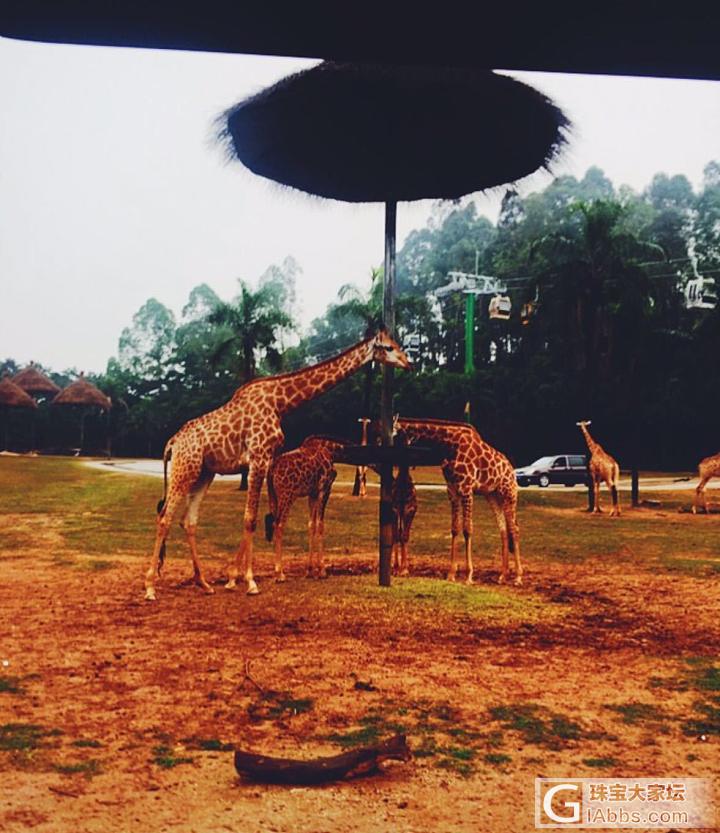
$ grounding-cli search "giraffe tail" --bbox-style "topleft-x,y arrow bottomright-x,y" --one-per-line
156,441 -> 172,570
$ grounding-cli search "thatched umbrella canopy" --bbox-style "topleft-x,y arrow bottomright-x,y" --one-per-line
219,61 -> 570,585
220,62 -> 569,202
52,374 -> 111,410
0,375 -> 37,451
0,376 -> 38,410
52,373 -> 111,453
12,362 -> 61,397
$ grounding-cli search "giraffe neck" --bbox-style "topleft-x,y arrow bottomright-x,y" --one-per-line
239,337 -> 375,416
580,425 -> 601,455
360,421 -> 369,446
398,420 -> 465,449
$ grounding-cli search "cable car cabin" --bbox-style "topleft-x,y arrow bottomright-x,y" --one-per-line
685,276 -> 717,310
489,295 -> 512,320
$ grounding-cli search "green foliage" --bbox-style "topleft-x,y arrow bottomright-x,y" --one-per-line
54,759 -> 102,779
484,752 -> 512,766
488,704 -> 584,749
247,690 -> 315,723
151,745 -> 194,769
0,723 -> 60,751
604,703 -> 668,725
180,736 -> 234,752
6,162 -> 720,467
0,676 -> 23,694
583,757 -> 618,768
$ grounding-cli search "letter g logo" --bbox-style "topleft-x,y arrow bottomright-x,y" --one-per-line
543,783 -> 581,824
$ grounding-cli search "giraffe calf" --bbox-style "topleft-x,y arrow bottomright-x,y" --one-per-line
391,465 -> 417,576
265,436 -> 346,581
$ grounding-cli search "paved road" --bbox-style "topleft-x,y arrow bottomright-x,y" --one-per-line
84,459 -> 718,493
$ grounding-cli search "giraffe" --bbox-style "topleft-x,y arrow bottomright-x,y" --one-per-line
143,330 -> 411,600
392,417 -> 522,586
391,463 -> 417,577
264,435 -> 348,580
353,416 -> 371,497
692,451 -> 720,514
576,420 -> 621,516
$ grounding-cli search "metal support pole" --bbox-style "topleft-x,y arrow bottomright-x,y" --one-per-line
464,292 -> 475,375
379,200 -> 397,587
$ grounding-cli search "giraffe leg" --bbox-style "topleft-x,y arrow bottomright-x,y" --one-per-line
225,462 -> 267,594
272,496 -> 292,583
399,541 -> 409,577
504,497 -> 522,586
316,510 -> 326,580
306,496 -> 318,578
447,489 -> 461,582
593,479 -> 603,513
273,523 -> 286,582
316,474 -> 334,579
693,477 -> 709,514
180,471 -> 215,593
391,510 -> 400,575
461,493 -> 474,585
399,506 -> 415,577
608,479 -> 620,517
486,495 -> 509,585
144,488 -> 187,601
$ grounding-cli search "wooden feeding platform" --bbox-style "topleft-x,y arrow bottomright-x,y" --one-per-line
333,444 -> 449,468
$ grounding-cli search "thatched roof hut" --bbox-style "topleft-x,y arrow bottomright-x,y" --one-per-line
12,362 -> 61,396
52,373 -> 111,411
0,376 -> 38,409
220,62 -> 570,202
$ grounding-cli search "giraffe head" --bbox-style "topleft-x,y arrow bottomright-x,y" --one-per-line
392,414 -> 414,448
372,329 -> 413,370
576,420 -> 592,427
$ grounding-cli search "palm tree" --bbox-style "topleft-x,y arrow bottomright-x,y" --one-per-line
207,281 -> 294,383
532,200 -> 667,507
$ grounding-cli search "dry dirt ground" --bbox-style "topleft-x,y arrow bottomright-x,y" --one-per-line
1,480 -> 719,831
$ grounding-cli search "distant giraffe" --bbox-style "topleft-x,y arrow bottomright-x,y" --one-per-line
143,330 -> 411,600
264,435 -> 347,580
391,464 -> 417,577
392,417 -> 521,586
693,451 -> 720,514
576,420 -> 621,516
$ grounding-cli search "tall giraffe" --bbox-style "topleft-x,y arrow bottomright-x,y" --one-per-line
393,417 -> 522,586
693,451 -> 720,514
576,420 -> 621,516
265,435 -> 347,580
143,330 -> 411,600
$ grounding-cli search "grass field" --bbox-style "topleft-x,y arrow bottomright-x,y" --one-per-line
0,455 -> 718,832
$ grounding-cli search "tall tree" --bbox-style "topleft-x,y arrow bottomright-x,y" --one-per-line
118,298 -> 176,386
207,281 -> 293,383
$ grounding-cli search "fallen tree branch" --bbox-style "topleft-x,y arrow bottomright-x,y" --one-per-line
243,659 -> 266,696
233,734 -> 410,785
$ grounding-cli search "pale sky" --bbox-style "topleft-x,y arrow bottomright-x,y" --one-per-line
1,35 -> 719,374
